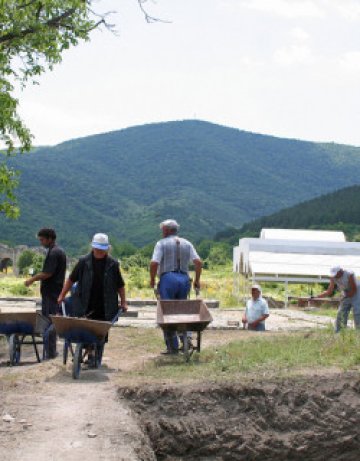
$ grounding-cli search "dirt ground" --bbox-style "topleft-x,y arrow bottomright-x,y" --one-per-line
122,375 -> 360,460
1,327 -> 360,460
0,328 -> 245,461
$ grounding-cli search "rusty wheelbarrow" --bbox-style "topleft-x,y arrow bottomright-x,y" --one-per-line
156,298 -> 213,362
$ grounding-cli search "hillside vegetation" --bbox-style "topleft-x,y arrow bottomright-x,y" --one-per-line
216,185 -> 360,244
1,120 -> 360,253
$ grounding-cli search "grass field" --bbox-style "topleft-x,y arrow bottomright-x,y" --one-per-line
128,328 -> 360,383
0,265 -> 331,307
123,265 -> 328,307
0,275 -> 39,297
306,308 -> 339,318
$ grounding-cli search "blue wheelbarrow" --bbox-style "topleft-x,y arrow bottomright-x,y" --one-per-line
50,313 -> 120,379
0,311 -> 50,366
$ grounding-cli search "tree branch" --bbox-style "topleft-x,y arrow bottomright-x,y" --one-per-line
137,0 -> 171,24
0,8 -> 80,45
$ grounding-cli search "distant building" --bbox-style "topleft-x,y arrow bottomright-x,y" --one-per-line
233,228 -> 360,306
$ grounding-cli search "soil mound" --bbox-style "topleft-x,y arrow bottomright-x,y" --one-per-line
120,374 -> 360,460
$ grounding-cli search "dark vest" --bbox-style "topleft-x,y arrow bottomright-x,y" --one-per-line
73,253 -> 120,321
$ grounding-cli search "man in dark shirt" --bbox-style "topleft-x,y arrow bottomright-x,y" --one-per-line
58,233 -> 127,321
25,228 -> 67,358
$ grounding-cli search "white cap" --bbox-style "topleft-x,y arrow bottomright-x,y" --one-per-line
330,265 -> 342,277
251,284 -> 262,292
91,233 -> 109,251
160,219 -> 180,230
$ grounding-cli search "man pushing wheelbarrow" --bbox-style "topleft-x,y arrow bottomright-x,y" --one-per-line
150,219 -> 202,355
57,233 -> 127,368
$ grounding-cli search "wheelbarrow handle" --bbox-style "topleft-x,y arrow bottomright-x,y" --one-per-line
111,307 -> 125,325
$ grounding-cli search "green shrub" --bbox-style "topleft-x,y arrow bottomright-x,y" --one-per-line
9,283 -> 31,296
17,250 -> 44,275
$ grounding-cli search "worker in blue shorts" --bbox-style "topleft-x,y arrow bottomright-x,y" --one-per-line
150,219 -> 202,354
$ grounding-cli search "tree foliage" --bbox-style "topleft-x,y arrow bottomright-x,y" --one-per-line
17,248 -> 44,274
1,120 -> 360,252
0,0 -> 113,216
216,185 -> 360,244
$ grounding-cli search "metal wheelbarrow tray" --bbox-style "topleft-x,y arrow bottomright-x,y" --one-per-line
0,312 -> 47,365
50,315 -> 113,379
156,299 -> 213,361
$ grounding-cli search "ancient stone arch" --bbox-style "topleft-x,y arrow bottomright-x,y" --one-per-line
0,244 -> 45,276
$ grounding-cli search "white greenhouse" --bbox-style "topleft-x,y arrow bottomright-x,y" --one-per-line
233,229 -> 360,305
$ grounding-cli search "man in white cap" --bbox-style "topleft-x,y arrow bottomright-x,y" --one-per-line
150,219 -> 202,354
58,233 -> 127,344
242,284 -> 269,331
315,266 -> 360,332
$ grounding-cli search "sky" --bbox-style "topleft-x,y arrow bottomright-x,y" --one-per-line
14,0 -> 360,146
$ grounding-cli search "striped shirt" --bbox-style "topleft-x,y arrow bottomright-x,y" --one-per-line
334,270 -> 360,300
151,236 -> 200,275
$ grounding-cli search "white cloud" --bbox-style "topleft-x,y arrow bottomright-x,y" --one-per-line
240,0 -> 323,18
274,44 -> 313,66
331,0 -> 360,21
291,27 -> 310,42
339,51 -> 360,71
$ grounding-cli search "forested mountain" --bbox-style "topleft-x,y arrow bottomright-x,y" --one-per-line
1,120 -> 360,254
216,185 -> 360,244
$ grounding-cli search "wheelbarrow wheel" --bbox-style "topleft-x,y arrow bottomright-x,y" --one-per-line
95,343 -> 104,368
72,343 -> 83,379
63,340 -> 69,365
183,336 -> 190,363
9,334 -> 21,366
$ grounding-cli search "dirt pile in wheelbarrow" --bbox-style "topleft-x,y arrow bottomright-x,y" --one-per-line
119,374 -> 360,461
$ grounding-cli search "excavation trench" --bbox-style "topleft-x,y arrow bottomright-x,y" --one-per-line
120,375 -> 360,461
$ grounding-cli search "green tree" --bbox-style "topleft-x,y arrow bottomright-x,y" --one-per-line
206,242 -> 232,268
0,1 -> 117,217
111,241 -> 137,259
17,249 -> 44,274
17,249 -> 34,273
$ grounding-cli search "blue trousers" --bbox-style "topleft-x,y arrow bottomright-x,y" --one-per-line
248,323 -> 266,332
42,293 -> 60,358
335,297 -> 360,332
159,272 -> 190,351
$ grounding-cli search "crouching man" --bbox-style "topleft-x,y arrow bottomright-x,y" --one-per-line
314,265 -> 360,332
242,284 -> 269,331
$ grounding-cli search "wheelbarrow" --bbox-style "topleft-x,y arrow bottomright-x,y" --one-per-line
50,314 -> 119,379
156,298 -> 213,362
0,311 -> 50,366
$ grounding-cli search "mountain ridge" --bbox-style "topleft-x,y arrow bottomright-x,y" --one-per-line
216,185 -> 360,244
1,120 -> 360,253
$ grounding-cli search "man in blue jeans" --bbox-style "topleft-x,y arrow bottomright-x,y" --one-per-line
315,265 -> 360,332
150,219 -> 202,354
242,284 -> 269,331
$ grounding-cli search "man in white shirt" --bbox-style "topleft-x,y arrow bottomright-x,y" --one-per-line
150,219 -> 202,354
242,284 -> 269,331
